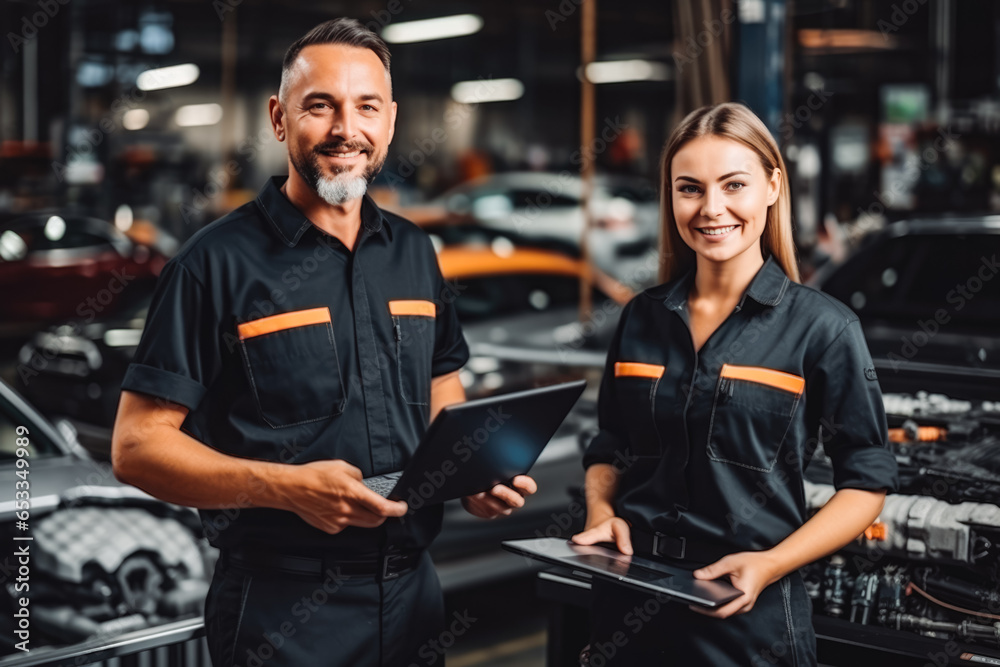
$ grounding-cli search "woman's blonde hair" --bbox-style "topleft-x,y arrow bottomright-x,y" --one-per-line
657,102 -> 799,284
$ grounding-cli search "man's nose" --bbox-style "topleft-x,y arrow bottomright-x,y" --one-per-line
329,109 -> 356,140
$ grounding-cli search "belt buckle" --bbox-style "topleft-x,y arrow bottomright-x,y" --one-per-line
652,533 -> 685,560
381,552 -> 403,580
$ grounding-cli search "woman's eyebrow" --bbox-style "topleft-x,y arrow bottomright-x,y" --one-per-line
674,170 -> 751,184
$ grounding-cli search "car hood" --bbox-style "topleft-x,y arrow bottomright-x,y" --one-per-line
859,319 -> 1000,400
461,307 -> 611,367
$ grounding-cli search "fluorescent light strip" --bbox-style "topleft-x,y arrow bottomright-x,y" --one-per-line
451,78 -> 523,104
584,60 -> 671,84
382,14 -> 483,44
175,103 -> 223,127
136,63 -> 200,91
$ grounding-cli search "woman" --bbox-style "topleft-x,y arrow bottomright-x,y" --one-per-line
572,102 -> 898,665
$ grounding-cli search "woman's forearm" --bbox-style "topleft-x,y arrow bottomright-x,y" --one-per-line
763,488 -> 886,585
583,463 -> 620,528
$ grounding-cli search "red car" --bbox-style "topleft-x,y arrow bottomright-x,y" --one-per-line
0,212 -> 167,327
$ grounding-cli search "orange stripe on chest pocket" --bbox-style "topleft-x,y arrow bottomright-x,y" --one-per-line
614,362 -> 665,379
388,300 -> 436,318
237,307 -> 331,340
720,364 -> 804,394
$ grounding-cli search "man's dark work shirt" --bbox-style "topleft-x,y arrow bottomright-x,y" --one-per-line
121,175 -> 470,556
584,255 -> 899,557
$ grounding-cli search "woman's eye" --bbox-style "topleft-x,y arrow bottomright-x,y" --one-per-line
679,185 -> 700,194
726,181 -> 746,191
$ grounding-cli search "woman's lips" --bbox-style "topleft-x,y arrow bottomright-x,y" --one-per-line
695,224 -> 739,240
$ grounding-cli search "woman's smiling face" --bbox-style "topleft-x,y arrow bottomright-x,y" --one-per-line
670,135 -> 781,265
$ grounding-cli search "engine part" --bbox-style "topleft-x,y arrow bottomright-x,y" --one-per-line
850,571 -> 879,625
803,480 -> 1000,564
821,555 -> 850,618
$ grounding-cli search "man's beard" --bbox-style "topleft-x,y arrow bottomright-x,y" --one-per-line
289,139 -> 386,206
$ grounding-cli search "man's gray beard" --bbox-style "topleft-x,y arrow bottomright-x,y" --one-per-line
315,174 -> 369,205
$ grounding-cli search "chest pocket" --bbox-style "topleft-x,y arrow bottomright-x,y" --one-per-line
707,364 -> 804,472
237,307 -> 346,428
614,361 -> 664,458
389,300 -> 436,406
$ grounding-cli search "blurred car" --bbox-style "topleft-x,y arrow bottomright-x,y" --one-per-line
800,217 -> 1000,662
396,172 -> 662,290
435,243 -> 631,395
0,379 -> 212,655
14,291 -> 151,457
812,216 -> 1000,399
0,212 -> 166,329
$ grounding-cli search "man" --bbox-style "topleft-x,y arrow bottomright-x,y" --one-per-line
111,18 -> 535,667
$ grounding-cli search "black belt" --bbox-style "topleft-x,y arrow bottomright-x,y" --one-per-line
222,548 -> 422,581
629,528 -> 728,565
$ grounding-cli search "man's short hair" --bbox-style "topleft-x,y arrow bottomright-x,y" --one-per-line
279,18 -> 392,103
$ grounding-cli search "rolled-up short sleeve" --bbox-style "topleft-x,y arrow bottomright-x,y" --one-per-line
583,300 -> 635,469
120,259 -> 221,411
805,319 -> 899,492
430,259 -> 470,378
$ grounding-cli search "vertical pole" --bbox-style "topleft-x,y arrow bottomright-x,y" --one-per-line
735,0 -> 785,136
579,0 -> 597,322
22,37 -> 38,142
220,8 -> 238,164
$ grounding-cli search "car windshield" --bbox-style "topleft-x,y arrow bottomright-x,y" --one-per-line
822,232 -> 1000,331
0,402 -> 62,460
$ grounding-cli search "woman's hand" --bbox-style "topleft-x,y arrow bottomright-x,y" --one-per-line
571,516 -> 633,555
688,550 -> 782,619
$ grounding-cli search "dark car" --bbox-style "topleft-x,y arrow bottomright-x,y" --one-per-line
797,217 -> 1000,663
814,216 -> 1000,399
14,292 -> 151,453
0,212 -> 166,330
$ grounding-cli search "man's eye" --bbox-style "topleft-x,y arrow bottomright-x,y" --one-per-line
311,103 -> 328,110
361,104 -> 376,112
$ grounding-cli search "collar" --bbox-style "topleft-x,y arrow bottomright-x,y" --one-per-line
662,254 -> 790,312
255,175 -> 392,247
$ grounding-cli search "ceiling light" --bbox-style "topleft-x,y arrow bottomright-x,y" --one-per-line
382,14 -> 483,44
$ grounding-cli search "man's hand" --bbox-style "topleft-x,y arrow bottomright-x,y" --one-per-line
461,475 -> 537,519
688,550 -> 782,618
281,460 -> 408,534
571,516 -> 633,555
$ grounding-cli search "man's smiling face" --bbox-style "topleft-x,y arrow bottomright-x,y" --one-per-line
276,43 -> 396,204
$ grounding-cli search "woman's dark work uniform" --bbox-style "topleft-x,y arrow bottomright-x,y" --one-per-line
583,255 -> 899,666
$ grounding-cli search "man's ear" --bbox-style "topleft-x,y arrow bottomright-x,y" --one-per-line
387,100 -> 398,146
268,95 -> 285,142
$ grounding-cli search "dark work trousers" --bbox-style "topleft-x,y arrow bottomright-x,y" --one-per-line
204,551 -> 446,667
588,568 -> 817,666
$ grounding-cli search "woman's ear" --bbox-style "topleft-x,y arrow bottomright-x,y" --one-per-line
766,167 -> 781,206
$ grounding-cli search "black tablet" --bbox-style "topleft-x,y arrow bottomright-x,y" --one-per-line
363,379 -> 586,506
502,537 -> 743,608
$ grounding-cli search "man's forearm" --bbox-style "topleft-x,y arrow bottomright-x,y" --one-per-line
113,425 -> 296,511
